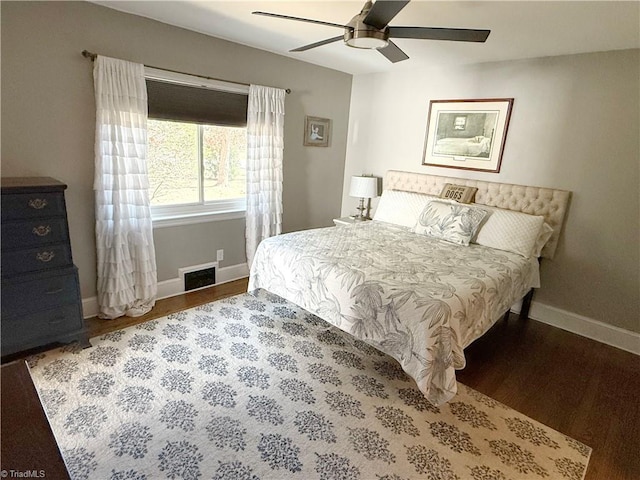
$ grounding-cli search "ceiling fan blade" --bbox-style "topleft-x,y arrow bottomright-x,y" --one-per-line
290,36 -> 344,52
252,11 -> 348,30
389,26 -> 490,43
363,0 -> 410,30
378,40 -> 409,63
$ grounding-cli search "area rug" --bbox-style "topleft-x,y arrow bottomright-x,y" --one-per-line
28,289 -> 591,480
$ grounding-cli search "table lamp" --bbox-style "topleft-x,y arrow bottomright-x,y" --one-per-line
349,175 -> 379,221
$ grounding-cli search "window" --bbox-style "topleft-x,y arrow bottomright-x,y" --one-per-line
144,68 -> 249,226
147,120 -> 247,213
454,115 -> 467,130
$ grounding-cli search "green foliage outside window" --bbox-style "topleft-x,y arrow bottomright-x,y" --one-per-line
147,119 -> 247,206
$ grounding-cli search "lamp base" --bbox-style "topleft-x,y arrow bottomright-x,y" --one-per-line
353,198 -> 368,221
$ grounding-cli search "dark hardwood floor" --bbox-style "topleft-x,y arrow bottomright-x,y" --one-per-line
457,312 -> 640,480
5,277 -> 639,479
83,278 -> 250,338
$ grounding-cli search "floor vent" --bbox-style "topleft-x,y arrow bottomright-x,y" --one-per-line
184,266 -> 216,291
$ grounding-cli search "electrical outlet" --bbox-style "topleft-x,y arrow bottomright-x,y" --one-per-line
216,249 -> 224,261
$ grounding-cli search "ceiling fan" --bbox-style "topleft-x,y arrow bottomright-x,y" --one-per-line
253,0 -> 490,63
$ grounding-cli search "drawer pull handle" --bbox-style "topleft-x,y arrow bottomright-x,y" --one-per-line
32,225 -> 52,237
49,317 -> 64,325
36,251 -> 56,262
45,288 -> 64,295
28,198 -> 48,209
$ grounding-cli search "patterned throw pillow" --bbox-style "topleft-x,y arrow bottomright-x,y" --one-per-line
439,183 -> 478,204
414,200 -> 487,246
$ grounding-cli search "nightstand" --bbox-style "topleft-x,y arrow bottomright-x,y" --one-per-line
333,216 -> 370,226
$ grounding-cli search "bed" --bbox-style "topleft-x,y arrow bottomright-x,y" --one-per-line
249,171 -> 570,405
433,136 -> 491,157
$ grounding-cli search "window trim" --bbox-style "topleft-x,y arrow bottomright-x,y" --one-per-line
145,67 -> 250,95
151,202 -> 246,229
145,67 -> 249,226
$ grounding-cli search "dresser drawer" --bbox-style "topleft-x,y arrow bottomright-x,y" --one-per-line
1,177 -> 86,357
1,192 -> 66,221
1,304 -> 84,352
2,269 -> 80,316
1,217 -> 69,249
1,244 -> 73,275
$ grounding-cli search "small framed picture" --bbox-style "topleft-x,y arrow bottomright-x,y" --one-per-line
422,98 -> 514,173
304,116 -> 331,147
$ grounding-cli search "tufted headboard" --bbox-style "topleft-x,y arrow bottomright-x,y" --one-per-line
384,170 -> 571,259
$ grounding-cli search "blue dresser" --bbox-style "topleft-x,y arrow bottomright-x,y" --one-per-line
1,177 -> 88,358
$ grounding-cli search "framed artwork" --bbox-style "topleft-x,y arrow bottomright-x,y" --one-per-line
304,116 -> 331,147
422,98 -> 514,173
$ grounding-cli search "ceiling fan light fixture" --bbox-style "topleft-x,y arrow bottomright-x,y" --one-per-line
344,28 -> 389,49
254,0 -> 491,63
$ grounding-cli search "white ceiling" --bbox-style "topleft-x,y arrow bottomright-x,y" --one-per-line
93,1 -> 640,75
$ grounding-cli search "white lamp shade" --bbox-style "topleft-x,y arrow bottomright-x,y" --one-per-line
349,176 -> 378,199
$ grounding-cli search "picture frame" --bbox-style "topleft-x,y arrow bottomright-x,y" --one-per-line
303,116 -> 331,147
422,98 -> 514,173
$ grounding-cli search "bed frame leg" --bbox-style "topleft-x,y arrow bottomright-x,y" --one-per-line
519,288 -> 535,320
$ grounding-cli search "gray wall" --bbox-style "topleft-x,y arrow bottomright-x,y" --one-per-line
2,1 -> 352,295
342,49 -> 639,333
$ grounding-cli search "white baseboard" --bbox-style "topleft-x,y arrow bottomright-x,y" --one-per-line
511,300 -> 639,355
83,270 -> 638,356
82,262 -> 249,319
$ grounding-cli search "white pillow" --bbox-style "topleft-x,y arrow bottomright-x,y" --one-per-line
473,206 -> 545,258
373,190 -> 437,229
532,222 -> 554,258
414,199 -> 487,246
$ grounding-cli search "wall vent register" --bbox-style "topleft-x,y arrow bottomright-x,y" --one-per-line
184,267 -> 216,291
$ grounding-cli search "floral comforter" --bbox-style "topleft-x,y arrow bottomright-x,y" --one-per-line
248,221 -> 536,405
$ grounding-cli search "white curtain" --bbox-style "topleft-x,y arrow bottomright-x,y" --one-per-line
246,85 -> 286,266
93,56 -> 157,319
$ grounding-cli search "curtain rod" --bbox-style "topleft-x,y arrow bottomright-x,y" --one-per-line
81,50 -> 291,94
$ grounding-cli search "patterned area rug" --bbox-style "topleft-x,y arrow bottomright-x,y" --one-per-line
28,289 -> 591,480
